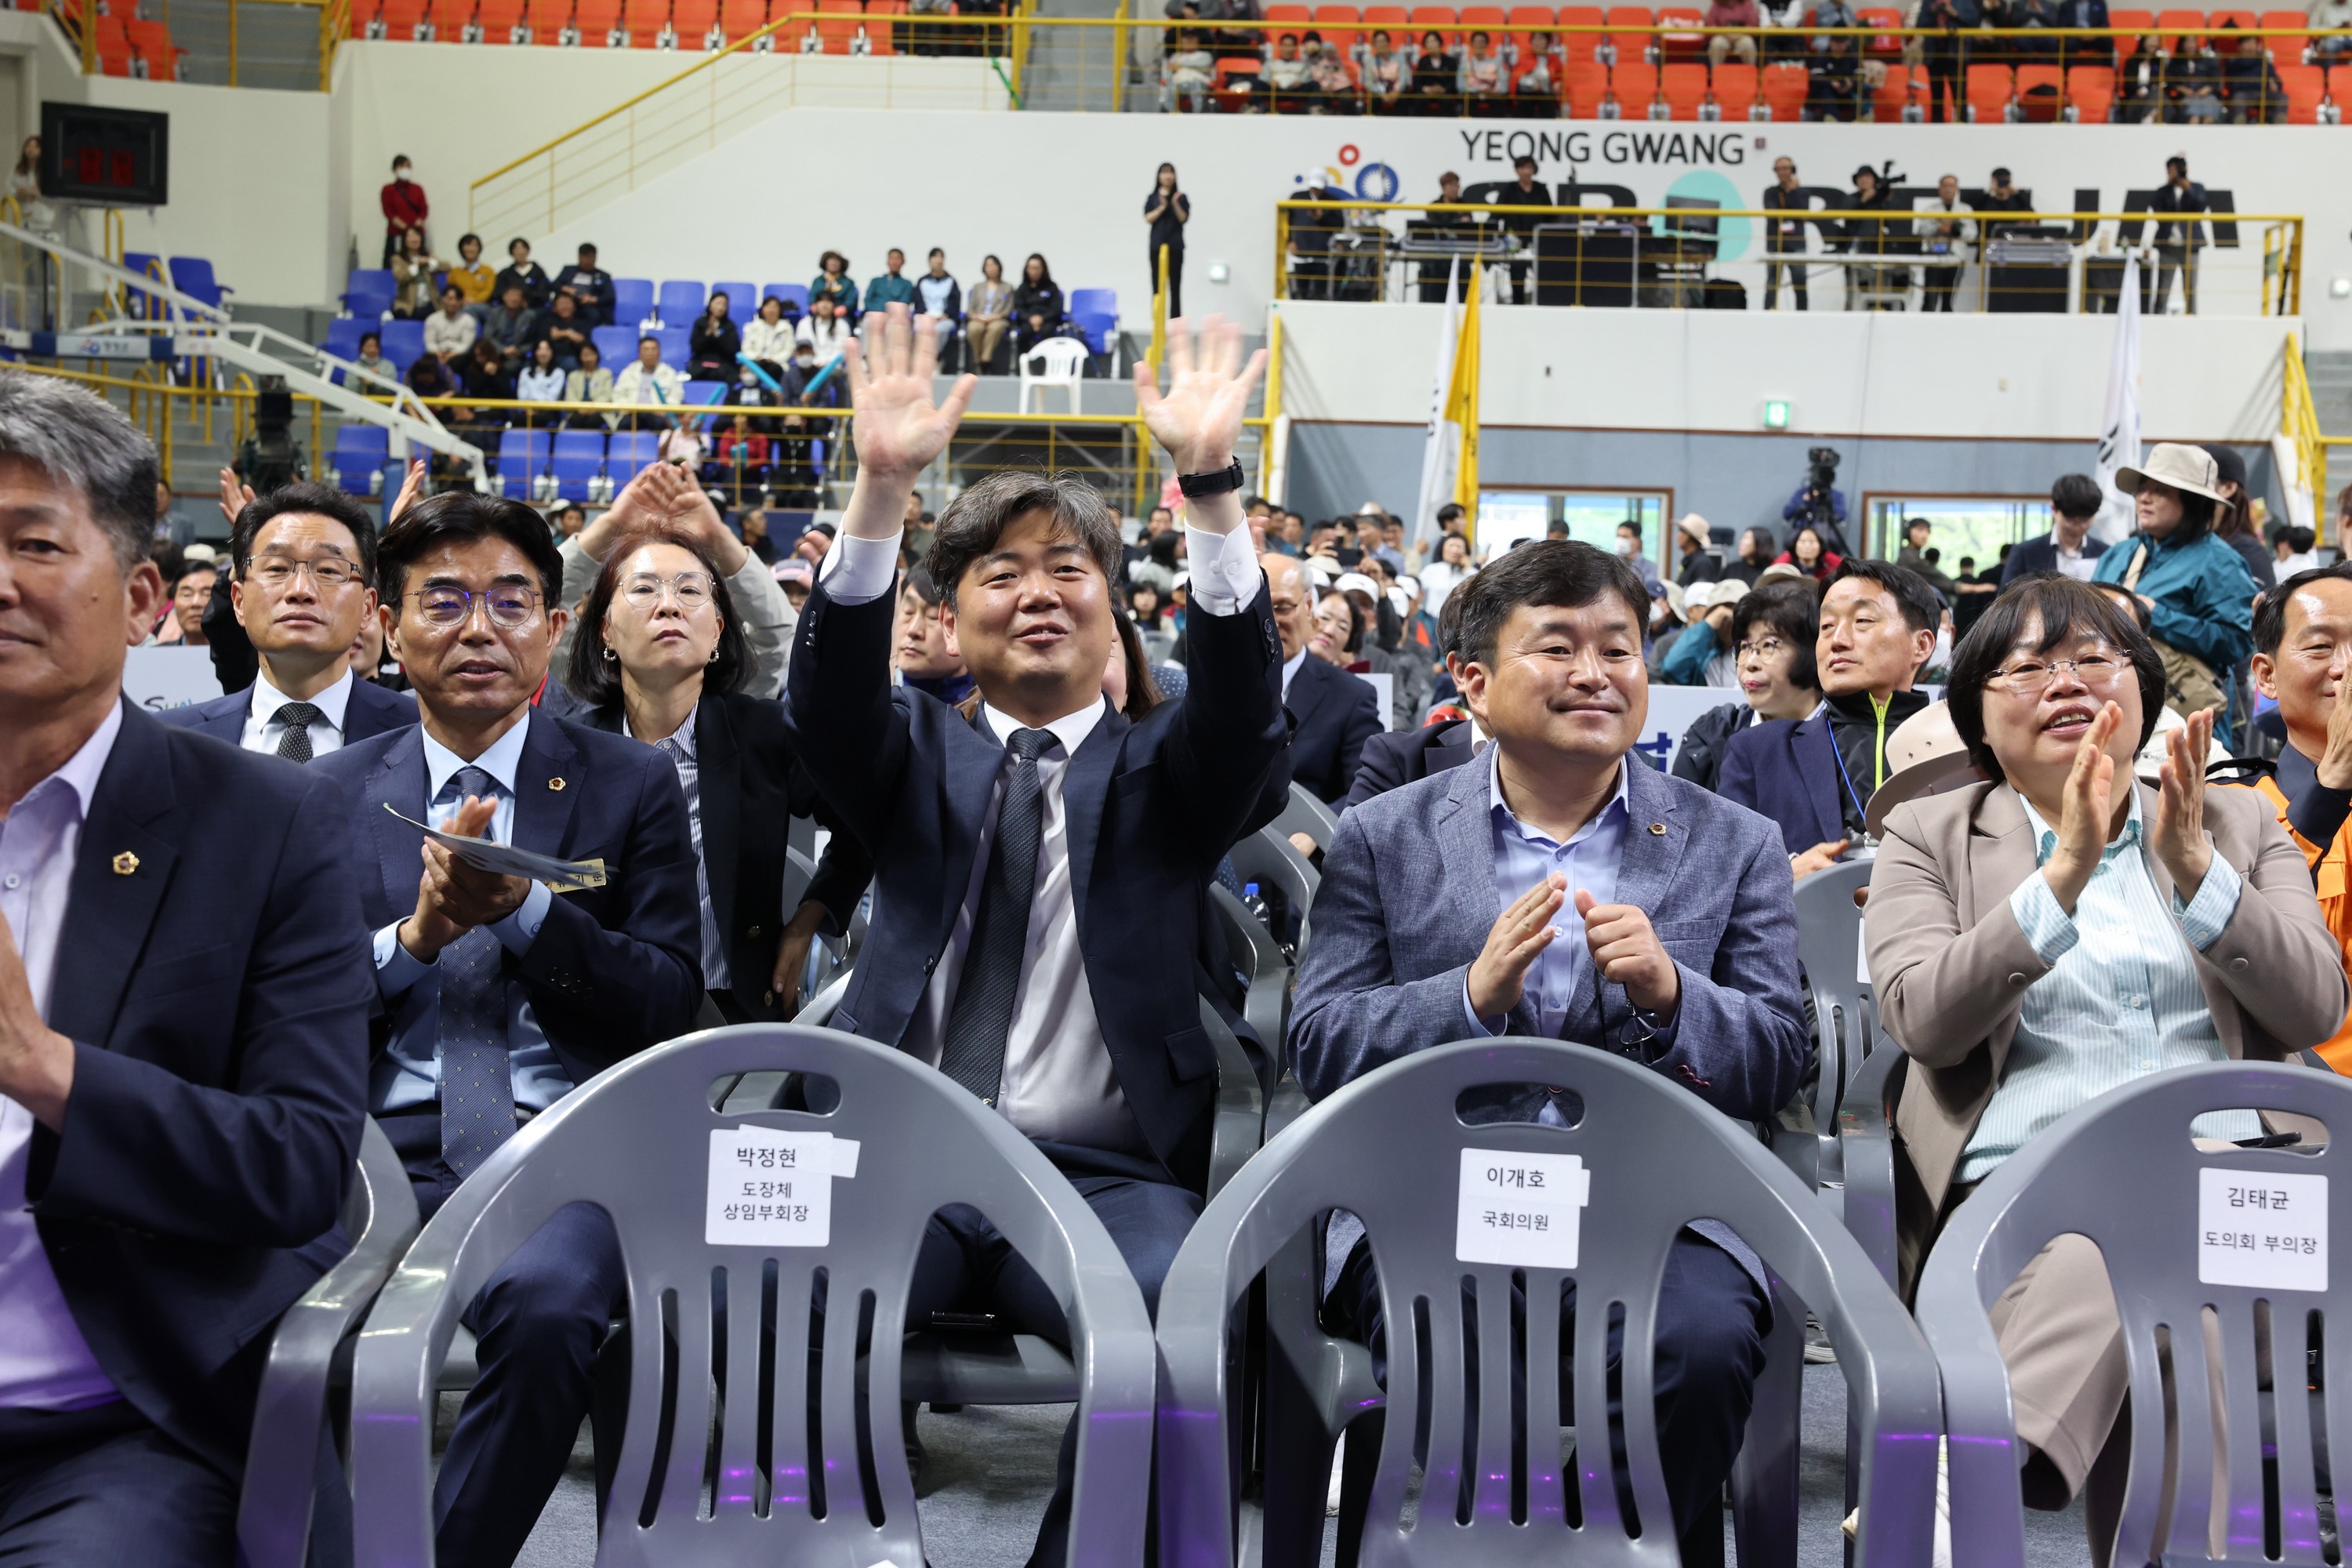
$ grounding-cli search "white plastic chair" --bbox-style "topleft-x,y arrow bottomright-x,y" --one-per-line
1018,336 -> 1089,415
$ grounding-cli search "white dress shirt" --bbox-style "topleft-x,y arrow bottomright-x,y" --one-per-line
1280,646 -> 1308,699
0,701 -> 122,1409
240,665 -> 355,758
2053,537 -> 2099,582
818,521 -> 1263,1149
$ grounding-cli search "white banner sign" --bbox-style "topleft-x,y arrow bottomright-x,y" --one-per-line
122,646 -> 223,713
2198,1167 -> 2326,1292
1456,1147 -> 1592,1269
706,1127 -> 840,1248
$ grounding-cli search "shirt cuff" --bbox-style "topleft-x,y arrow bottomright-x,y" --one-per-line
1461,978 -> 1504,1038
1182,522 -> 1264,617
2009,871 -> 2082,967
374,920 -> 433,999
818,528 -> 902,605
2173,853 -> 2243,952
493,880 -> 554,957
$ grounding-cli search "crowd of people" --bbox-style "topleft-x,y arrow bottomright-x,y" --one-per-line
5,307 -> 2350,1566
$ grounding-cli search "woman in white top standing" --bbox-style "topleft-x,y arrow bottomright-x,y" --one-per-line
1416,530 -> 1477,616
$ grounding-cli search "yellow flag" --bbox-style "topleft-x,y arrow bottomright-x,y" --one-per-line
1445,261 -> 1481,514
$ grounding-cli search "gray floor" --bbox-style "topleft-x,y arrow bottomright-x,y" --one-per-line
490,1364 -> 2092,1566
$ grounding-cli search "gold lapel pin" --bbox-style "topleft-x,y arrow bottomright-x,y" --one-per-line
1648,822 -> 1667,837
548,778 -> 567,792
112,851 -> 140,875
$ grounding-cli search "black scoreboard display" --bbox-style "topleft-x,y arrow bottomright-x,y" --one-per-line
38,103 -> 169,207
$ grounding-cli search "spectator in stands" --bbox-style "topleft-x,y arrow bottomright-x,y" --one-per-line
554,242 -> 617,328
1917,0 -> 1976,117
1672,583 -> 1824,790
2202,443 -> 2276,590
2164,40 -> 2227,122
1410,29 -> 1458,108
1762,156 -> 1811,310
612,334 -> 685,428
448,232 -> 495,314
1773,524 -> 1842,583
1012,252 -> 1067,352
1419,528 -> 1477,614
405,349 -> 456,405
2314,0 -> 2352,59
1661,578 -> 1750,686
2223,24 -> 2285,118
1706,0 -> 1761,66
551,502 -> 586,541
516,338 -> 565,405
158,558 -> 216,646
1806,31 -> 1864,118
159,481 -> 413,756
1267,552 -> 1383,803
1806,0 -> 1857,45
569,481 -> 866,1021
687,289 -> 741,381
390,223 -> 441,318
426,284 -> 478,362
1866,576 -> 2340,1556
2274,524 -> 2320,578
964,253 -> 1014,373
1720,559 -> 1940,873
1256,30 -> 1310,106
382,152 -> 428,267
494,236 -> 552,310
9,136 -> 53,240
1340,592 -> 1479,810
1305,34 -> 1356,104
865,249 -> 917,318
1362,28 -> 1410,104
892,562 -> 975,703
482,282 -> 539,372
2003,473 -> 2109,583
1293,539 -> 1805,1553
1915,174 -> 1970,311
0,367 -> 372,1568
809,249 -> 859,318
1459,30 -> 1509,106
1615,519 -> 1662,591
2093,443 -> 2256,738
707,416 -> 769,503
742,293 -> 795,373
2118,31 -> 2166,118
1720,528 -> 1771,586
1494,154 -> 1550,303
914,248 -> 962,358
1895,518 -> 1958,602
313,488 -> 701,1568
564,339 -> 615,428
795,293 -> 854,360
1515,28 -> 1564,98
1674,513 -> 1720,588
531,289 -> 590,372
1164,24 -> 1217,110
786,310 -> 1281,1568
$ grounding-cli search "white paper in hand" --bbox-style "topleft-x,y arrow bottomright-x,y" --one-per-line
706,1128 -> 833,1247
383,804 -> 608,892
1856,913 -> 1870,988
2198,1168 -> 2326,1291
1455,1148 -> 1592,1269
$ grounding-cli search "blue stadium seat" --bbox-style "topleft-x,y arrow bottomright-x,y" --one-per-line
612,278 -> 655,328
653,327 -> 688,368
549,429 -> 608,501
328,425 -> 390,494
681,379 -> 726,426
590,325 -> 637,368
495,429 -> 553,499
378,319 -> 426,376
342,268 -> 395,320
655,279 -> 705,326
1068,287 -> 1117,322
321,318 -> 368,382
708,281 -> 755,318
1070,309 -> 1117,357
760,282 -> 810,317
606,429 -> 660,486
122,251 -> 170,320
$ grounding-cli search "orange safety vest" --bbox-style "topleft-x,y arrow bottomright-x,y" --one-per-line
2249,773 -> 2352,1072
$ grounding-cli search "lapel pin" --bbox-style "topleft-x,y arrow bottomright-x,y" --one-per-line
111,851 -> 140,875
547,778 -> 567,792
1648,822 -> 1667,836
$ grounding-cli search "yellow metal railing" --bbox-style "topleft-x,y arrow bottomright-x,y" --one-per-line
1273,200 -> 2303,318
2284,333 -> 2328,546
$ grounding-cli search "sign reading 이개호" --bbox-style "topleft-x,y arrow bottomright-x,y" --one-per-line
2198,1168 -> 2327,1293
705,1127 -> 864,1248
1455,1148 -> 1593,1270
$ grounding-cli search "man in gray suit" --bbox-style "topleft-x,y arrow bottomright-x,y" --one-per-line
1290,539 -> 1809,1546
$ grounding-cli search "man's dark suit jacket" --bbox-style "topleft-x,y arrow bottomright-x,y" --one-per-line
1339,717 -> 1473,811
27,701 -> 371,1477
784,575 -> 1291,1193
1998,531 -> 2108,586
1287,652 -> 1382,806
158,673 -> 416,748
1717,710 -> 1847,855
312,713 -> 703,1088
580,691 -> 873,1020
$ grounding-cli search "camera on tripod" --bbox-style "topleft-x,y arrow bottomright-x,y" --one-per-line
235,376 -> 305,495
1804,445 -> 1840,496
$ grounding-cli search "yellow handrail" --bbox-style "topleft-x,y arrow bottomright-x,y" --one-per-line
2283,335 -> 2328,549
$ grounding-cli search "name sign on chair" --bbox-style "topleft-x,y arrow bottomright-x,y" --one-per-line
1455,1149 -> 1592,1269
707,1127 -> 848,1247
2198,1168 -> 2327,1291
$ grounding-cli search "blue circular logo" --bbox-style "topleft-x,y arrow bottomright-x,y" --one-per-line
1354,162 -> 1401,203
1664,168 -> 1751,263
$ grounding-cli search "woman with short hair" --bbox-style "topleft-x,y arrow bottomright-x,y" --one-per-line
1671,583 -> 1823,791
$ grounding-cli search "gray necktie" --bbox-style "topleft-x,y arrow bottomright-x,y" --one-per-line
274,701 -> 322,763
436,766 -> 515,1178
937,728 -> 1053,1105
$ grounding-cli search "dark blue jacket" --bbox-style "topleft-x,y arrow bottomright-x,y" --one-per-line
1999,529 -> 2109,585
784,576 -> 1290,1192
312,712 -> 702,1087
1717,709 -> 1848,855
1339,716 -> 1475,811
157,673 -> 416,749
1286,652 -> 1384,806
27,702 -> 371,1477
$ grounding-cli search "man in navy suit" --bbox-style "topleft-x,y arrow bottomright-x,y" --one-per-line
1341,591 -> 1479,811
1265,551 -> 1381,808
787,306 -> 1287,1565
2000,473 -> 2110,586
1718,560 -> 1940,879
0,369 -> 370,1563
160,481 -> 412,758
314,490 -> 701,1568
1290,540 -> 1808,1548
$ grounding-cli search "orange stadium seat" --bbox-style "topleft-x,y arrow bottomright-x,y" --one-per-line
2108,5 -> 2152,58
865,0 -> 904,53
2259,8 -> 2308,57
2066,61 -> 2115,116
1363,2 -> 1408,25
1265,2 -> 1312,24
715,0 -> 761,38
2153,7 -> 2203,49
1410,4 -> 1460,49
125,16 -> 180,74
1605,2 -> 1652,61
1654,4 -> 1703,60
1711,56 -> 1757,114
1212,54 -> 1260,106
672,0 -> 717,42
380,0 -> 429,38
810,0 -> 860,49
2278,58 -> 2327,115
1558,2 -> 1603,56
1871,60 -> 1911,117
2331,60 -> 2352,107
624,0 -> 670,43
1562,55 -> 1607,109
2013,60 -> 2062,115
2206,5 -> 2256,44
1460,0 -> 1506,55
574,0 -> 622,39
1659,58 -> 1705,112
475,0 -> 524,36
92,13 -> 132,72
524,0 -> 572,38
427,0 -> 474,38
1760,57 -> 1806,115
347,0 -> 381,36
1857,4 -> 1900,54
1965,60 -> 2013,115
1610,55 -> 1657,110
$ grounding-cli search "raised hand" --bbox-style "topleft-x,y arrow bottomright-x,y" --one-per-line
216,466 -> 256,532
398,797 -> 528,960
387,458 -> 427,526
2042,700 -> 2122,913
844,303 -> 976,485
2151,706 -> 2215,898
1134,314 -> 1268,475
0,906 -> 72,1131
2318,661 -> 2352,791
1467,871 -> 1566,1022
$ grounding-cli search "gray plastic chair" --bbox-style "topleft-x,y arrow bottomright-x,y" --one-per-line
1916,1060 -> 2352,1568
1212,880 -> 1291,1056
1160,1039 -> 1941,1568
1784,859 -> 1876,1190
1275,782 -> 1338,854
347,1025 -> 1156,1568
235,1117 -> 419,1568
1835,1038 -> 1907,1291
1230,823 -> 1321,966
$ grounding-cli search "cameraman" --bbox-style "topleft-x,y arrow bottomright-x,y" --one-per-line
1781,446 -> 1852,557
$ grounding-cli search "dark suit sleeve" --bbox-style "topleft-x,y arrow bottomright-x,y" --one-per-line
1330,681 -> 1381,808
783,585 -> 911,851
798,778 -> 875,937
519,750 -> 703,1059
31,775 -> 368,1250
1716,727 -> 1763,815
1158,581 -> 1294,864
1340,729 -> 1414,812
1641,822 -> 1809,1122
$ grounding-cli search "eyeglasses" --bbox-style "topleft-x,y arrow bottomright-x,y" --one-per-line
1987,650 -> 2128,690
249,557 -> 361,590
620,570 -> 713,611
407,585 -> 542,629
1737,636 -> 1790,660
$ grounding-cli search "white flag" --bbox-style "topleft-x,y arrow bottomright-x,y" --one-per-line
1411,259 -> 1461,550
2091,252 -> 2143,546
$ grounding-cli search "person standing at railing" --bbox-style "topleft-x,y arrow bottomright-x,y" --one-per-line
1762,156 -> 1812,310
2149,155 -> 2209,314
1145,162 -> 1191,316
380,153 -> 428,267
1704,0 -> 1759,67
1914,173 -> 1972,311
1916,0 -> 1977,120
1494,154 -> 1549,305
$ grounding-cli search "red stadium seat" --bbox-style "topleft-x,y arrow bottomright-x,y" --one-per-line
1212,54 -> 1261,107
1562,54 -> 1608,109
380,0 -> 430,38
1557,2 -> 1603,56
1871,59 -> 1912,118
125,16 -> 182,74
2066,62 -> 2115,117
809,0 -> 860,50
864,0 -> 904,53
1604,2 -> 1652,61
2153,6 -> 2203,51
2013,60 -> 2063,116
716,0 -> 764,40
2259,8 -> 2309,58
1856,3 -> 1900,55
1460,0 -> 1507,55
1410,3 -> 1461,49
426,0 -> 473,38
1265,2 -> 1312,22
475,0 -> 524,37
2206,5 -> 2256,46
2278,58 -> 2328,116
1965,60 -> 2013,116
347,0 -> 382,36
671,0 -> 717,42
2108,5 -> 2154,60
1609,55 -> 1657,110
1659,57 -> 1705,112
1711,56 -> 1757,114
1654,4 -> 1703,60
2330,60 -> 2352,110
1759,57 -> 1807,115
574,0 -> 623,39
624,0 -> 671,43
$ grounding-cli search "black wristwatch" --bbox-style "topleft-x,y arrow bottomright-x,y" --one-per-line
1175,459 -> 1246,499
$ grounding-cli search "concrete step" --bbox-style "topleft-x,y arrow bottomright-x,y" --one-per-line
2307,350 -> 2352,441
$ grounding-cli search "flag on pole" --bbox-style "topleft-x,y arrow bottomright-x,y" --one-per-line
2092,252 -> 2143,545
1447,260 -> 1482,517
1412,259 -> 1461,549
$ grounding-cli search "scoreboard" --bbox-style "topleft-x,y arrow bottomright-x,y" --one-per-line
37,103 -> 169,208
